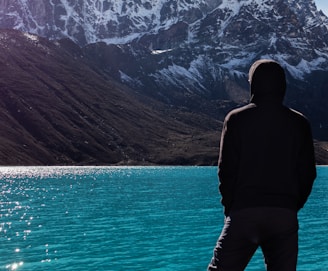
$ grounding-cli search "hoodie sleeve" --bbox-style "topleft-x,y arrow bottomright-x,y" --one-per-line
218,113 -> 240,215
297,119 -> 317,210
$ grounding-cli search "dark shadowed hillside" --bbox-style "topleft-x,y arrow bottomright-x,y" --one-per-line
0,29 -> 223,165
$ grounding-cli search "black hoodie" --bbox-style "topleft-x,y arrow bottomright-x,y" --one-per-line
218,59 -> 317,216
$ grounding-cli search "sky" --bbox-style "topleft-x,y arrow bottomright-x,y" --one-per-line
315,0 -> 328,16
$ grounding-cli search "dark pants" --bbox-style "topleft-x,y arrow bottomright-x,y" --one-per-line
208,207 -> 299,271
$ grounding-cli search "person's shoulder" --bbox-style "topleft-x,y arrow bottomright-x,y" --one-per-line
285,106 -> 309,120
284,106 -> 311,127
225,103 -> 256,121
232,103 -> 257,114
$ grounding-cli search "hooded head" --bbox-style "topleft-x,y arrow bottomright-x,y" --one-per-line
249,59 -> 286,104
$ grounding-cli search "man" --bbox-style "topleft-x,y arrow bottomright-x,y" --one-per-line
208,59 -> 317,271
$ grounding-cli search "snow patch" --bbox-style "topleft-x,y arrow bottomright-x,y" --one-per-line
153,62 -> 207,92
260,54 -> 326,79
119,70 -> 143,87
221,52 -> 257,77
23,32 -> 39,42
151,48 -> 173,55
102,33 -> 144,45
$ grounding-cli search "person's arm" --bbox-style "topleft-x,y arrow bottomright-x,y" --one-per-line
297,119 -> 317,210
218,114 -> 240,216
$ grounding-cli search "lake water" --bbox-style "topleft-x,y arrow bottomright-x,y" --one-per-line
0,166 -> 327,271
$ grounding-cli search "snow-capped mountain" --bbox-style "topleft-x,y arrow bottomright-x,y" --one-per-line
2,0 -> 328,83
79,0 -> 328,106
1,0 -> 328,138
0,0 -> 218,45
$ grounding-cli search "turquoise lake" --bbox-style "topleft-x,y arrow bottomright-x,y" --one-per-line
0,166 -> 327,271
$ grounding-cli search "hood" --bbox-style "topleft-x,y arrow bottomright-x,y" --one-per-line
249,59 -> 286,104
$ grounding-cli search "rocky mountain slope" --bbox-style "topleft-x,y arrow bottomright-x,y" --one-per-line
0,29 -> 222,165
80,0 -> 328,140
2,0 -> 327,136
0,0 -> 327,164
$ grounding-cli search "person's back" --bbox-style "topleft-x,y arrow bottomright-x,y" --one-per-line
208,59 -> 316,271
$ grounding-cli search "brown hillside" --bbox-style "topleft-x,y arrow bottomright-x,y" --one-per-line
0,29 -> 222,165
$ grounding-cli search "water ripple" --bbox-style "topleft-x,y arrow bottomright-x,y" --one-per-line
0,166 -> 327,271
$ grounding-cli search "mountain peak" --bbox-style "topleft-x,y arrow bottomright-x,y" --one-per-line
1,0 -> 326,46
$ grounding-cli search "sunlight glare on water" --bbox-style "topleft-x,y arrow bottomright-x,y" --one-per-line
6,262 -> 24,271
